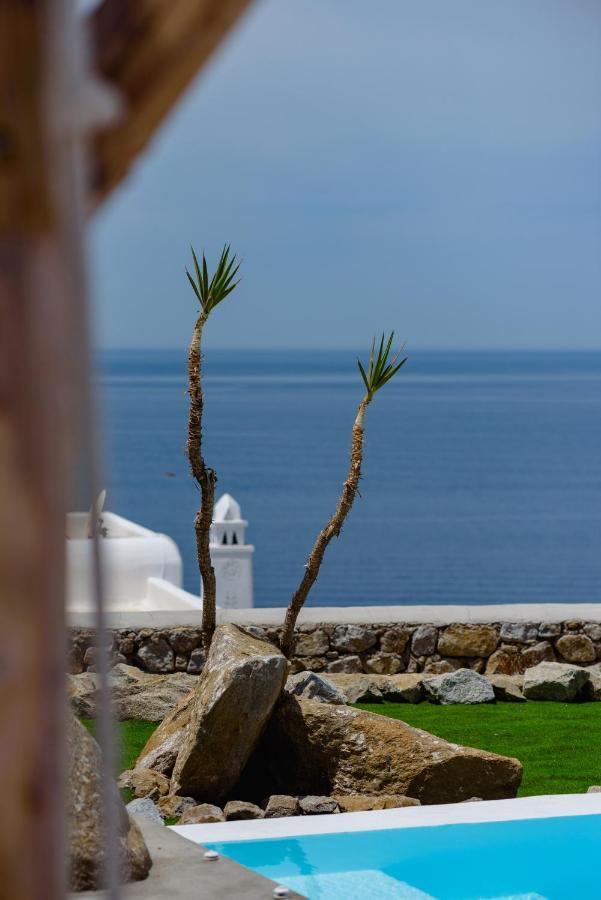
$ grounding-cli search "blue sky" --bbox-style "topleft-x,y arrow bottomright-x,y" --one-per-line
90,0 -> 601,350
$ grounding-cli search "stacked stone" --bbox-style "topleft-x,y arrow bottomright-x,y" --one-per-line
68,620 -> 601,677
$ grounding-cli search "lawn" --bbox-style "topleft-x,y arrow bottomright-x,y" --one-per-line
83,702 -> 601,799
355,701 -> 601,797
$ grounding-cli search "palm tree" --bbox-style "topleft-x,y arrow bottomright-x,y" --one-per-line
185,245 -> 241,652
280,334 -> 406,657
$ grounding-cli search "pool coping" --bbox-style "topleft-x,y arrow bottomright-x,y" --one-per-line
170,793 -> 601,845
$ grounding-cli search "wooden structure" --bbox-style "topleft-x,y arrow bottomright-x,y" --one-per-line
0,1 -> 253,897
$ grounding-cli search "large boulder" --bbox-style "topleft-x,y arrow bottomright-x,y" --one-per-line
237,696 -> 522,805
556,634 -> 596,664
68,716 -> 151,892
135,690 -> 196,775
523,661 -> 590,701
69,664 -> 198,722
169,625 -> 288,801
422,669 -> 495,705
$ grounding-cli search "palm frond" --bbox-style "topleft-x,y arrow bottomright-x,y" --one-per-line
357,331 -> 407,397
186,244 -> 241,314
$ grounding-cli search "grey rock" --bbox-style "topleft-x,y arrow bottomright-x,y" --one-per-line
224,800 -> 264,821
187,647 -> 205,674
286,671 -> 347,705
126,797 -> 164,826
168,629 -> 202,655
326,655 -> 364,674
331,624 -> 377,654
380,628 -> 411,654
135,638 -> 175,674
264,795 -> 300,818
584,624 -> 601,643
523,661 -> 590,701
299,795 -> 340,815
293,630 -> 330,657
499,623 -> 538,644
538,622 -> 561,639
587,786 -> 601,793
156,795 -> 198,819
69,665 -> 198,722
423,668 -> 495,705
376,674 -> 424,703
325,674 -> 384,704
411,625 -> 438,657
179,803 -> 224,824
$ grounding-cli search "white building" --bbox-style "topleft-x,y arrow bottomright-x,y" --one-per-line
209,493 -> 254,609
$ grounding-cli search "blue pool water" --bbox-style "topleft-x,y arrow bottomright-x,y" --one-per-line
206,814 -> 601,899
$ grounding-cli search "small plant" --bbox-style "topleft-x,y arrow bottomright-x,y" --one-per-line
280,333 -> 406,657
186,245 -> 241,651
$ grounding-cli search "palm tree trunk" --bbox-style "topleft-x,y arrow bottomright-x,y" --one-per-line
187,313 -> 217,652
280,396 -> 371,657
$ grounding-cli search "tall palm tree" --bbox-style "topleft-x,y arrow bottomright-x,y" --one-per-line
280,334 -> 406,657
186,245 -> 240,652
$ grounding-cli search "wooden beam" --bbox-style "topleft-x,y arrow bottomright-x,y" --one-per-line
89,0 -> 255,208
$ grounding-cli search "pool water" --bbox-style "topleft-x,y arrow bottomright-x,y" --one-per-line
206,814 -> 601,899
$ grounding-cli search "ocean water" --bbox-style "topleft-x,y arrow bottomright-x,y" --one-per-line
96,349 -> 601,607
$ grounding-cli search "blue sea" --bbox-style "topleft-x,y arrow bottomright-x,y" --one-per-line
96,349 -> 601,607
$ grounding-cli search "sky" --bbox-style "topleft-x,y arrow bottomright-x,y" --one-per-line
90,0 -> 601,350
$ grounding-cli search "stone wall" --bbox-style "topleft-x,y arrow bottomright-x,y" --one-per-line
68,619 -> 601,676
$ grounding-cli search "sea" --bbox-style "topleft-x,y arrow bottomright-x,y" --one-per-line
96,349 -> 601,608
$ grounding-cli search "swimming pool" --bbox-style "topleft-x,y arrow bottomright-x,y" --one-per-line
176,798 -> 601,899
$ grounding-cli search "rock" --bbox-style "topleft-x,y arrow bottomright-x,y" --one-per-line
156,795 -> 197,819
499,623 -> 538,644
168,628 -> 202,655
376,674 -> 424,703
286,671 -> 347,705
411,625 -> 438,657
326,674 -> 384,704
179,804 -> 224,824
126,798 -> 164,826
118,769 -> 170,799
538,622 -> 561,639
556,634 -> 596,664
485,647 -> 522,676
333,794 -> 420,812
293,630 -> 330,657
521,641 -> 555,670
238,696 -> 522,805
169,624 -> 289,802
331,624 -> 377,654
297,655 -> 326,672
438,625 -> 498,658
187,647 -> 206,674
523,661 -> 590,701
67,716 -> 151,891
135,690 -> 196,775
326,655 -> 364,674
422,669 -> 495,705
423,658 -> 461,675
584,624 -> 601,643
587,786 -> 601,793
69,664 -> 198,722
380,629 -> 411,654
488,675 -> 526,703
365,653 -> 403,675
299,795 -> 340,815
586,665 -> 601,700
224,801 -> 264,821
264,795 -> 300,818
136,637 -> 175,674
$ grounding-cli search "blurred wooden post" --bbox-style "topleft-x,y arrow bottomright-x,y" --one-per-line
0,1 -> 109,896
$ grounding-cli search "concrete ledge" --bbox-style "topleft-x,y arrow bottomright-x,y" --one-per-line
71,815 -> 304,899
68,602 -> 601,630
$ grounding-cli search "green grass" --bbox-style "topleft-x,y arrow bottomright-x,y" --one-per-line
355,701 -> 601,797
81,719 -> 157,804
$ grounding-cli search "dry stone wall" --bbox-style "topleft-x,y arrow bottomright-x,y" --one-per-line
68,619 -> 601,677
